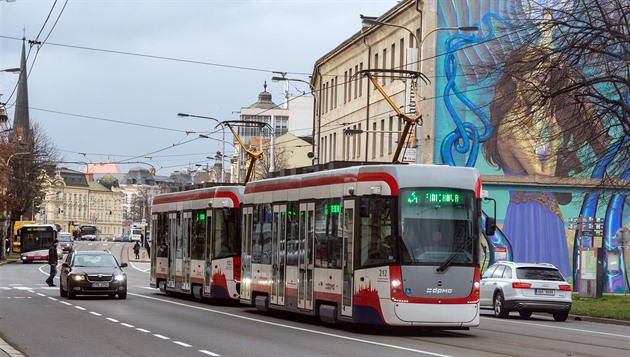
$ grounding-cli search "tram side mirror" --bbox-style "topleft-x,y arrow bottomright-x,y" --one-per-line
486,217 -> 496,236
360,197 -> 370,218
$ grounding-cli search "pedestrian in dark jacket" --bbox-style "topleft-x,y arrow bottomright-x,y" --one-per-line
133,241 -> 140,259
45,239 -> 59,287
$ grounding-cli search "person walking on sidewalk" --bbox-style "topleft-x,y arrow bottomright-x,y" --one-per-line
45,239 -> 59,287
133,241 -> 140,260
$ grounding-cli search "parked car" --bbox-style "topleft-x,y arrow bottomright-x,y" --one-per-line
480,261 -> 572,321
20,245 -> 64,264
59,250 -> 128,299
122,234 -> 130,242
57,232 -> 74,252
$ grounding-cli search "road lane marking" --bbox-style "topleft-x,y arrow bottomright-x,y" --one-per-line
29,289 -> 222,356
128,292 -> 453,357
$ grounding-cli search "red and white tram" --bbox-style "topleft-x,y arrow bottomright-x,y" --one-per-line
240,164 -> 486,327
150,186 -> 243,301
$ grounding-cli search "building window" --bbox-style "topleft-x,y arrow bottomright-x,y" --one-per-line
359,62 -> 363,97
332,132 -> 336,161
399,38 -> 405,70
333,76 -> 338,109
380,119 -> 385,157
372,122 -> 377,159
391,43 -> 396,82
357,123 -> 362,160
324,82 -> 329,114
354,65 -> 358,99
373,53 -> 378,90
344,71 -> 348,104
348,68 -> 352,102
382,48 -> 387,85
388,116 -> 393,155
352,125 -> 357,159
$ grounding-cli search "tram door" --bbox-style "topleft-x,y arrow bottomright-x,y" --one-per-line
240,207 -> 253,302
298,202 -> 315,310
341,200 -> 355,317
271,204 -> 286,306
181,211 -> 191,291
203,209 -> 213,295
167,212 -> 177,288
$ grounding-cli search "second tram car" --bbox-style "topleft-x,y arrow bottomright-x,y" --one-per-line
150,186 -> 244,300
241,164 -> 485,327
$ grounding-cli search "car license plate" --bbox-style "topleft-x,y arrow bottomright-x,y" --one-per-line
535,289 -> 555,296
92,282 -> 109,288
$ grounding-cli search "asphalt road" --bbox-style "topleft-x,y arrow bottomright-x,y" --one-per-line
0,242 -> 629,356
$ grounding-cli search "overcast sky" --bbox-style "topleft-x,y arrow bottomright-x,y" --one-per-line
0,0 -> 395,175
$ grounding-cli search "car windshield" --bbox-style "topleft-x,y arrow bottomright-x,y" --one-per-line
516,267 -> 565,281
74,255 -> 118,267
58,235 -> 72,242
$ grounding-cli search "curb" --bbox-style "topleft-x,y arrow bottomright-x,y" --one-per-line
569,314 -> 630,326
0,337 -> 25,357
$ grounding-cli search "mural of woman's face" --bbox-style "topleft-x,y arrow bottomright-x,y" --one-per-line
515,60 -> 551,107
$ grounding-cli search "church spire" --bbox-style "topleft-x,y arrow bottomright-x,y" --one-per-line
12,37 -> 31,144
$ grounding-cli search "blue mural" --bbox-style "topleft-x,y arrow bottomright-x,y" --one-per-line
435,0 -> 630,292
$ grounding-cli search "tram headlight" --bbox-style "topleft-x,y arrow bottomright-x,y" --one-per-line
391,279 -> 401,287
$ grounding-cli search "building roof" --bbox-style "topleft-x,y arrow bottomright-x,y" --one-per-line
58,168 -> 89,188
120,166 -> 156,186
247,82 -> 276,109
83,162 -> 123,174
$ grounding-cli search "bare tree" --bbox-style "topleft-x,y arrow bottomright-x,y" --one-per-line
482,0 -> 629,193
253,142 -> 291,180
1,122 -> 59,221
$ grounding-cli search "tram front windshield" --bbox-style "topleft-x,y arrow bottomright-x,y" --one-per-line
399,188 -> 476,265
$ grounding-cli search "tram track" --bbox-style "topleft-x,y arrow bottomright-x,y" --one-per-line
393,317 -> 629,357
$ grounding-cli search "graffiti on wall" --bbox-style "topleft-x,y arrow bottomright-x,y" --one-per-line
435,0 -> 630,292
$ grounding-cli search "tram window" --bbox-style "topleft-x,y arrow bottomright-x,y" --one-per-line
156,213 -> 169,258
314,199 -> 343,268
252,204 -> 271,264
286,203 -> 299,266
358,197 -> 396,267
215,208 -> 240,259
175,212 -> 183,259
191,209 -> 205,260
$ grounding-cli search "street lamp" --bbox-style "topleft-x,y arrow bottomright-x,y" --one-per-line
360,15 -> 478,164
361,15 -> 477,47
271,76 -> 320,165
178,113 -> 227,182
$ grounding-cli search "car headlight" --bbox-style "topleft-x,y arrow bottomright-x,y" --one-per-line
114,274 -> 126,281
71,275 -> 86,281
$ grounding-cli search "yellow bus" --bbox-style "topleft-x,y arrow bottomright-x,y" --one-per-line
12,221 -> 35,253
